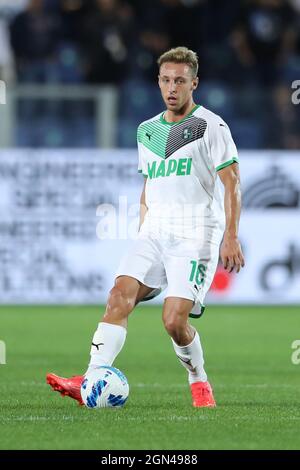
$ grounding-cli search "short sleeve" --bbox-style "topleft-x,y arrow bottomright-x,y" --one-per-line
137,142 -> 143,174
137,129 -> 148,177
209,119 -> 239,172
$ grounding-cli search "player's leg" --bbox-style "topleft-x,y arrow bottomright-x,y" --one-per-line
162,297 -> 208,384
87,276 -> 153,374
46,235 -> 164,404
46,276 -> 153,404
162,297 -> 215,408
162,232 -> 222,407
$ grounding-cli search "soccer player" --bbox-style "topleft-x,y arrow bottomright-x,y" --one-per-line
47,47 -> 245,407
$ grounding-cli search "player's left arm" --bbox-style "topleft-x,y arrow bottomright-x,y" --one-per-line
218,163 -> 245,273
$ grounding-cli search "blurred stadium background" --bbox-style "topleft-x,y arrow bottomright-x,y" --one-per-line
0,0 -> 300,305
0,0 -> 300,149
0,0 -> 300,451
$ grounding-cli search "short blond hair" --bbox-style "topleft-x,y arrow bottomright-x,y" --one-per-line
157,46 -> 198,77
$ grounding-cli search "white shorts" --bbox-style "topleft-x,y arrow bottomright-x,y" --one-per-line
115,225 -> 222,318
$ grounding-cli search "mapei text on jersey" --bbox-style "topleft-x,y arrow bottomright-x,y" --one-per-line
147,157 -> 192,179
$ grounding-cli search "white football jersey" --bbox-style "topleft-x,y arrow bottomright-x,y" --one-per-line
137,104 -> 239,238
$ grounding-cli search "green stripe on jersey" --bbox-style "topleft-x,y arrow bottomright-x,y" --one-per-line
137,118 -> 169,159
137,105 -> 201,159
216,157 -> 239,172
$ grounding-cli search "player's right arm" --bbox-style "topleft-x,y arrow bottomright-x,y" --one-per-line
139,178 -> 148,231
137,124 -> 148,231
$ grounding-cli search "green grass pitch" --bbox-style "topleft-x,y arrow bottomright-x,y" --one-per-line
0,305 -> 300,450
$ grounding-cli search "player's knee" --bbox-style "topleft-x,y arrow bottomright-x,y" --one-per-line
104,286 -> 135,320
163,312 -> 184,339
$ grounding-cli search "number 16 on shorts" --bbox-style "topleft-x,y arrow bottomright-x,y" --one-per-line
189,260 -> 206,286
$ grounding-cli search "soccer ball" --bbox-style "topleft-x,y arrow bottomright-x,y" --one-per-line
81,366 -> 129,409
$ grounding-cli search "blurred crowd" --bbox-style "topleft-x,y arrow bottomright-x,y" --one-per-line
0,0 -> 299,148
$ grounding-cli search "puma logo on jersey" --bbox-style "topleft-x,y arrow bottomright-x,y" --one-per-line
147,157 -> 192,179
92,342 -> 104,350
146,132 -> 153,140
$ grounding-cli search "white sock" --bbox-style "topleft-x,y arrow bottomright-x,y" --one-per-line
85,322 -> 127,375
171,330 -> 207,384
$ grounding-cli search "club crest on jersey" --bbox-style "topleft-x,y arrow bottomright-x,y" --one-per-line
182,126 -> 193,140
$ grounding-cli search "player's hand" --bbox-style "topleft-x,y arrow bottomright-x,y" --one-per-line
220,235 -> 245,273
